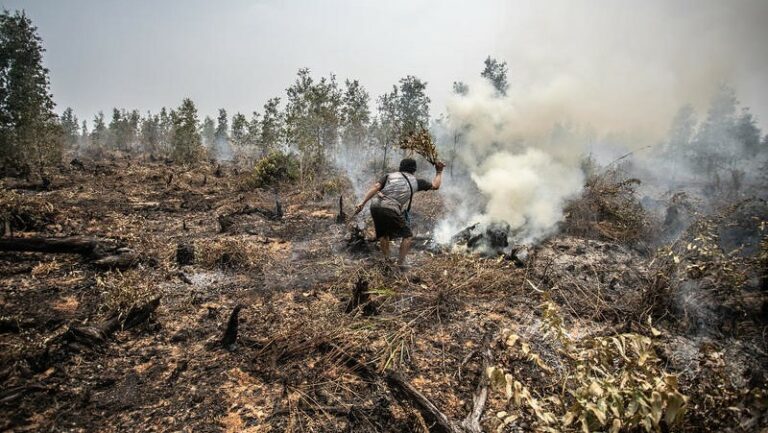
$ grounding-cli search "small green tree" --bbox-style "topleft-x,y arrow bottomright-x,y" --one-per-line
285,68 -> 342,181
60,107 -> 79,150
231,112 -> 247,148
397,75 -> 430,138
140,112 -> 161,156
246,111 -> 261,151
376,86 -> 399,169
481,56 -> 509,96
170,98 -> 202,164
90,111 -> 107,151
664,104 -> 697,159
693,84 -> 739,176
0,10 -> 62,175
452,81 -> 469,96
158,107 -> 173,157
107,108 -> 121,149
733,108 -> 762,157
78,119 -> 89,150
201,115 -> 215,149
260,97 -> 283,153
341,79 -> 370,151
215,108 -> 229,146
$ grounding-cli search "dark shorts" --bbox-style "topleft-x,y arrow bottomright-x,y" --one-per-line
370,206 -> 412,239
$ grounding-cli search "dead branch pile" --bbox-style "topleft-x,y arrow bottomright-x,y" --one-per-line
563,167 -> 653,246
193,237 -> 267,271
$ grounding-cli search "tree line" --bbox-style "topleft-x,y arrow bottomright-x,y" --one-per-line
0,8 -> 529,183
662,84 -> 768,192
3,8 -> 766,189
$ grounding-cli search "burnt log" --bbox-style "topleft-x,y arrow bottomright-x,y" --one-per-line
0,236 -> 104,256
66,296 -> 162,347
0,236 -> 144,269
70,158 -> 85,170
346,224 -> 372,254
451,223 -> 528,265
91,249 -> 143,270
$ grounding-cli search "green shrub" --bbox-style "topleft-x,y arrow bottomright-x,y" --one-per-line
249,151 -> 299,188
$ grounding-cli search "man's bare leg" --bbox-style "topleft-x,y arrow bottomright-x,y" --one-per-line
398,236 -> 413,267
379,236 -> 390,259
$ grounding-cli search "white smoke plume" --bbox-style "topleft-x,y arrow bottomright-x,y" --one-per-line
433,0 -> 768,245
434,81 -> 586,244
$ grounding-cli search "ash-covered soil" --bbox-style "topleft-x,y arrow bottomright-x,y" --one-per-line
1,159 -> 766,432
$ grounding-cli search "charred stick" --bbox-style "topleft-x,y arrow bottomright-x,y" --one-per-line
221,305 -> 243,351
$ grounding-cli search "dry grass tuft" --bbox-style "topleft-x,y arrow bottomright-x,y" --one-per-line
194,237 -> 265,271
97,269 -> 156,315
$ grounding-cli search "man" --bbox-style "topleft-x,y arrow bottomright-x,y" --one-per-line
354,158 -> 444,270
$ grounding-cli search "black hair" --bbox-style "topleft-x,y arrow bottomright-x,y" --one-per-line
399,158 -> 417,174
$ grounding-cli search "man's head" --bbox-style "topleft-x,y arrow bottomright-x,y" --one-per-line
399,158 -> 417,174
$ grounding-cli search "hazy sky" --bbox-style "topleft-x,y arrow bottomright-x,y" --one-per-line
3,0 -> 767,135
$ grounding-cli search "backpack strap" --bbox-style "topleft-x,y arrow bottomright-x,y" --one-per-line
400,172 -> 414,213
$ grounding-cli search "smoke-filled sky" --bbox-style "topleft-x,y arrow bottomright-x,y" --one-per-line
4,0 -> 768,135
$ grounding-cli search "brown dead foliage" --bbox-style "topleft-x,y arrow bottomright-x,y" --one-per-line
563,166 -> 654,247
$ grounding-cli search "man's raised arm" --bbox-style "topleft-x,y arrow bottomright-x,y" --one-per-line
431,161 -> 445,190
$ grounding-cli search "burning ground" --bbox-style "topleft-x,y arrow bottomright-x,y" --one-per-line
0,158 -> 766,432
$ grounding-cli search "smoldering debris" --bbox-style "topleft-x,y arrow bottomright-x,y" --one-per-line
450,222 -> 530,265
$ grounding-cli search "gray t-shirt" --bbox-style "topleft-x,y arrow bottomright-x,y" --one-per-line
371,172 -> 432,212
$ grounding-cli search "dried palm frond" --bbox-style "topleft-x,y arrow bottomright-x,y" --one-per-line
397,128 -> 439,165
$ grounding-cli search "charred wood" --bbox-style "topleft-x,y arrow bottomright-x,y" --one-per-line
0,236 -> 103,256
274,192 -> 283,220
70,158 -> 85,170
0,236 -> 145,270
176,243 -> 195,266
345,277 -> 378,316
336,195 -> 347,224
26,297 -> 161,372
221,305 -> 243,351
